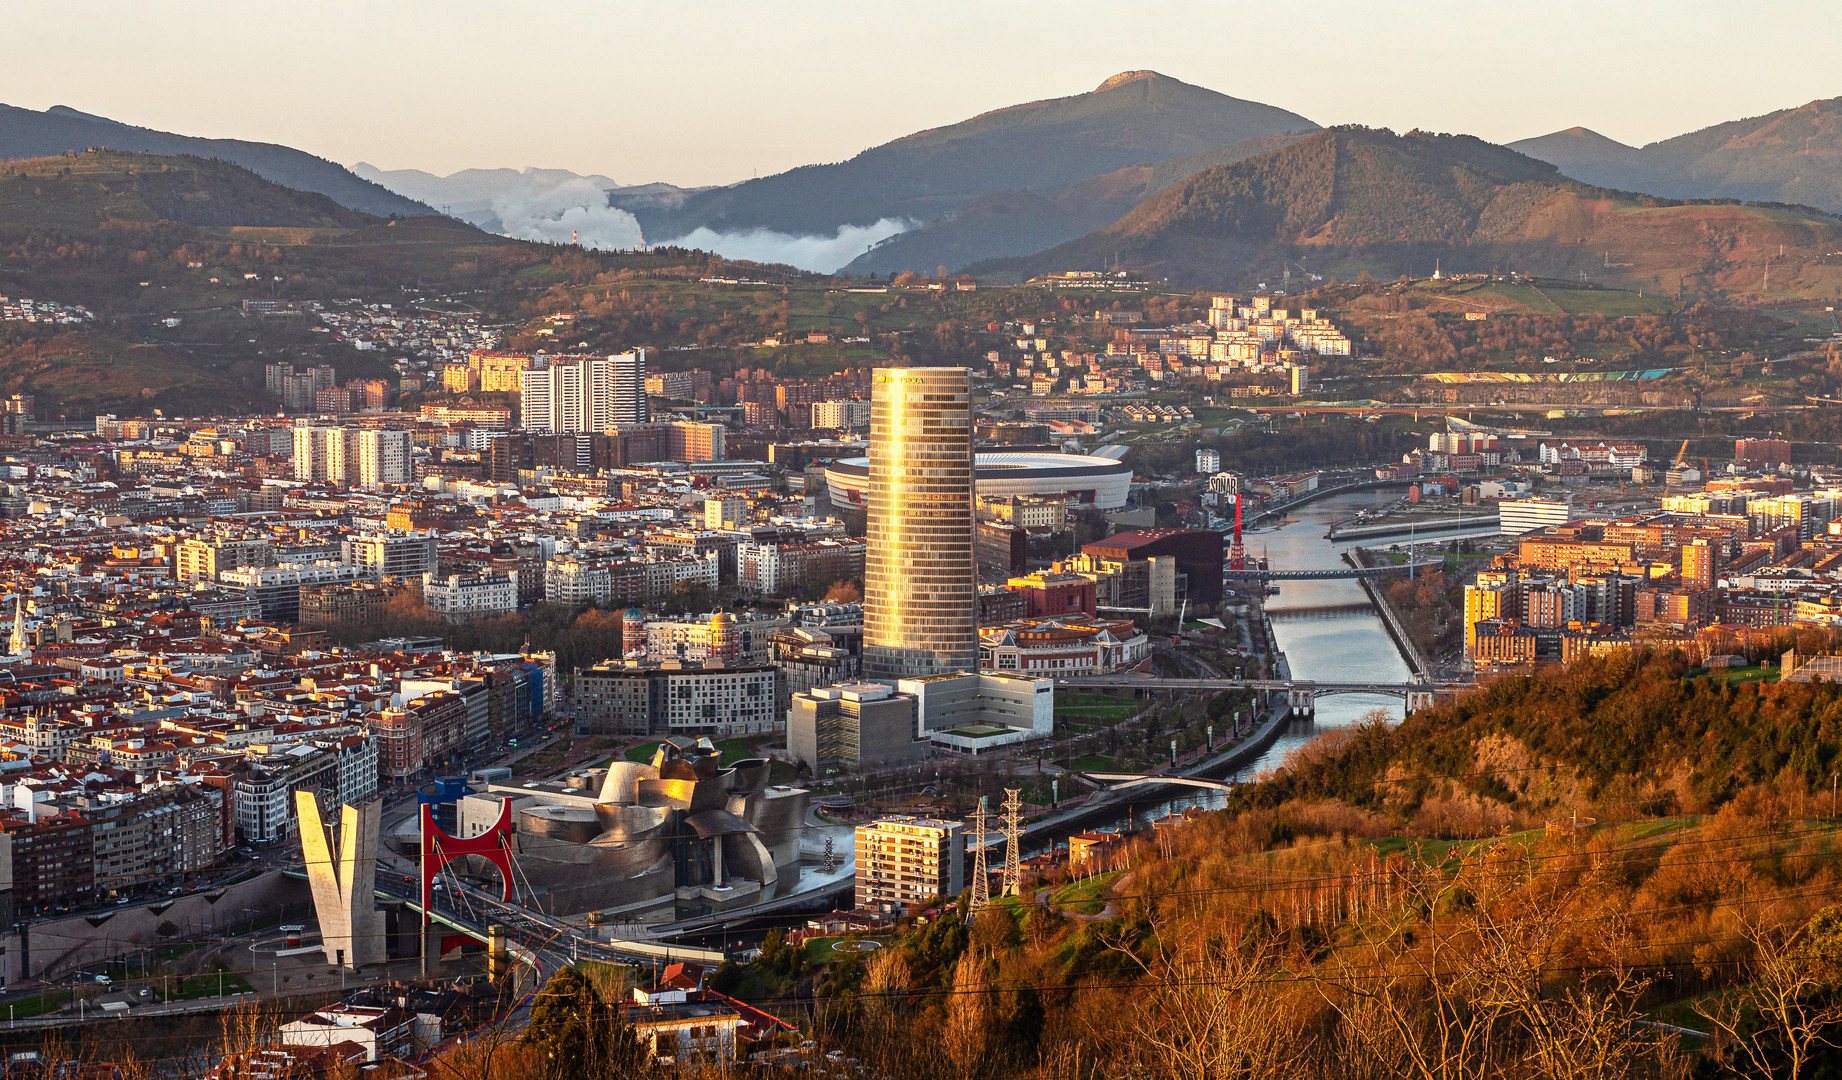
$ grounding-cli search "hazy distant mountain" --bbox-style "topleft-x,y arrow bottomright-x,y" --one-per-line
1504,127 -> 1648,189
972,125 -> 1842,290
0,104 -> 431,218
1141,131 -> 1318,197
353,163 -> 706,249
351,164 -> 621,227
841,166 -> 1151,276
1512,99 -> 1842,212
634,71 -> 1318,255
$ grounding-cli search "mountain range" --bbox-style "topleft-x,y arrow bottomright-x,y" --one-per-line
972,126 -> 1842,294
15,77 -> 1842,291
608,77 -> 1842,277
1510,97 -> 1842,213
842,130 -> 1313,276
0,104 -> 431,218
622,71 -> 1317,266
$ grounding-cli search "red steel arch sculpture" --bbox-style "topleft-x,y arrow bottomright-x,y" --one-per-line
420,797 -> 517,912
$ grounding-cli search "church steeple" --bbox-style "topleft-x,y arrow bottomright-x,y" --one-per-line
8,596 -> 27,657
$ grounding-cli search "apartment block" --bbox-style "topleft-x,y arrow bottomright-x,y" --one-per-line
574,660 -> 782,737
342,532 -> 438,581
854,816 -> 964,909
293,426 -> 412,489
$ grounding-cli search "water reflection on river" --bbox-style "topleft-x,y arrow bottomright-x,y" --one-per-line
1084,491 -> 1491,828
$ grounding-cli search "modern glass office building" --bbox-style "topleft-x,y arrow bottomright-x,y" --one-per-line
863,366 -> 978,681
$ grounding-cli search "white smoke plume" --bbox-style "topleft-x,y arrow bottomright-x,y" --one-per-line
491,177 -> 644,250
661,218 -> 911,274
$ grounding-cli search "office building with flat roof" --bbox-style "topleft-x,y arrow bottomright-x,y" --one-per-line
786,681 -> 920,776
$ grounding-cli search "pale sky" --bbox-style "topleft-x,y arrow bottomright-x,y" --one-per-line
5,0 -> 1840,188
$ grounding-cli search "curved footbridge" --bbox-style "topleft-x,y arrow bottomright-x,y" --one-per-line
1070,771 -> 1238,795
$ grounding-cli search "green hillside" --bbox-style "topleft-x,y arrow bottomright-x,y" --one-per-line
1110,127 -> 1563,246
0,149 -> 758,417
0,150 -> 374,230
0,150 -> 564,317
0,103 -> 433,218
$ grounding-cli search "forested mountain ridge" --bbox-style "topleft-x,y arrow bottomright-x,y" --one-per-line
972,125 -> 1842,296
1513,96 -> 1842,213
0,103 -> 432,218
0,149 -> 378,230
632,71 -> 1317,247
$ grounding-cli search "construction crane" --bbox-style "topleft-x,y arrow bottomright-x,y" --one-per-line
1674,439 -> 1691,468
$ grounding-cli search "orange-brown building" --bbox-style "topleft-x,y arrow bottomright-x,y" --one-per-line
1516,537 -> 1635,572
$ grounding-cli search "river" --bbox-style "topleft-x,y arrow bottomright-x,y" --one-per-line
1084,489 -> 1497,827
697,492 -> 1488,935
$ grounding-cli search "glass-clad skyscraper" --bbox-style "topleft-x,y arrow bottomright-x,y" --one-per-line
863,366 -> 977,681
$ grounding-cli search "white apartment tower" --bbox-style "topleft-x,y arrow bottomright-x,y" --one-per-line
518,350 -> 648,433
293,425 -> 411,489
518,365 -> 556,432
341,531 -> 438,580
611,349 -> 649,425
351,429 -> 412,489
293,425 -> 337,482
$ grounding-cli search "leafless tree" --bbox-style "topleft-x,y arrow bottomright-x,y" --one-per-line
1114,915 -> 1303,1080
942,948 -> 992,1078
1697,917 -> 1842,1080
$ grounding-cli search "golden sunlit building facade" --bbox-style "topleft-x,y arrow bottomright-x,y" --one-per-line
863,367 -> 977,681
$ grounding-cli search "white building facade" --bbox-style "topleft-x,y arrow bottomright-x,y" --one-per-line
422,572 -> 518,622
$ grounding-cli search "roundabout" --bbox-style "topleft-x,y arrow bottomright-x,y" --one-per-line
829,938 -> 883,954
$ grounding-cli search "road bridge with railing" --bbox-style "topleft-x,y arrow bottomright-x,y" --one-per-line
1226,559 -> 1446,581
1053,675 -> 1473,716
